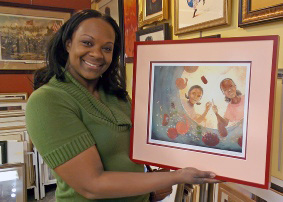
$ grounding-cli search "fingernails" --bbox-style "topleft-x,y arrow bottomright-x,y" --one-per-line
210,173 -> 216,178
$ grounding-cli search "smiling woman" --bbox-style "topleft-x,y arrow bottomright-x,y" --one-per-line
65,18 -> 115,94
25,9 -> 218,202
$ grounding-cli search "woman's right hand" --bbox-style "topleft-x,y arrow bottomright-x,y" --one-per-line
173,167 -> 218,184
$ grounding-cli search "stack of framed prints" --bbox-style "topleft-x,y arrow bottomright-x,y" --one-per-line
0,93 -> 36,189
131,35 -> 278,188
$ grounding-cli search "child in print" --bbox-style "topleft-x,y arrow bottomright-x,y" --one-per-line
213,78 -> 245,126
183,85 -> 211,123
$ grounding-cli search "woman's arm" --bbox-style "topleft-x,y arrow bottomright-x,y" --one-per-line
54,145 -> 218,199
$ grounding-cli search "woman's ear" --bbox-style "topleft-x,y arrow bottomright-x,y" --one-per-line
65,39 -> 71,53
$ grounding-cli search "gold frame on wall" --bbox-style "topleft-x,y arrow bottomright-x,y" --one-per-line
138,0 -> 169,27
174,0 -> 230,35
239,0 -> 283,27
0,5 -> 70,71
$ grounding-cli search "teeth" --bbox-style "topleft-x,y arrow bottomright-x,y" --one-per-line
84,60 -> 99,67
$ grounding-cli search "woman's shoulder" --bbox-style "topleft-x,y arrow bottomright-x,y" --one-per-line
27,83 -> 78,112
28,84 -> 67,103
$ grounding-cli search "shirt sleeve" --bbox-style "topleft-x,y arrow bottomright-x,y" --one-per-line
25,87 -> 96,169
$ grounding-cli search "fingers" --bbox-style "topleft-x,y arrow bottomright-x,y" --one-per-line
192,170 -> 216,184
195,170 -> 215,179
192,177 -> 220,184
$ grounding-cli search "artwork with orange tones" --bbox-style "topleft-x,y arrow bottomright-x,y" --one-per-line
124,0 -> 138,59
148,62 -> 251,158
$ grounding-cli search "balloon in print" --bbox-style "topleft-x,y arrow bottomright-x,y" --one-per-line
184,66 -> 198,73
175,78 -> 188,90
167,128 -> 178,139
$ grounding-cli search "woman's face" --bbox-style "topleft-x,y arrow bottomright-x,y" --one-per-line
66,18 -> 115,83
221,80 -> 237,98
189,88 -> 202,104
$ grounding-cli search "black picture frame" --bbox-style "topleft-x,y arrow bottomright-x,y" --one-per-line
136,23 -> 170,42
0,141 -> 7,164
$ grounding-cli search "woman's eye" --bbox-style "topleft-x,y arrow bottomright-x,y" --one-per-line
103,47 -> 113,52
82,41 -> 92,46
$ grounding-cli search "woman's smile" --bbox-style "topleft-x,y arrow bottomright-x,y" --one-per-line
82,59 -> 105,70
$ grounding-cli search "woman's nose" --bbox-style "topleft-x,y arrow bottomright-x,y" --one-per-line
89,47 -> 103,59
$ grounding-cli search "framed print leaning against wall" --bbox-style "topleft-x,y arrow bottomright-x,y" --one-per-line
174,0 -> 230,35
131,35 -> 278,188
239,0 -> 283,27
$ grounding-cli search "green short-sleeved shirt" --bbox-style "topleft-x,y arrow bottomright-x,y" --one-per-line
25,71 -> 149,202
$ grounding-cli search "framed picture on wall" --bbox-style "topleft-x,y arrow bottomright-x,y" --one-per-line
174,0 -> 230,35
131,36 -> 278,188
136,23 -> 170,41
0,5 -> 70,71
239,0 -> 283,27
138,0 -> 169,27
97,0 -> 123,27
96,0 -> 125,67
124,0 -> 138,62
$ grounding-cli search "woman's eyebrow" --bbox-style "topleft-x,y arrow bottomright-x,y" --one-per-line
80,34 -> 94,39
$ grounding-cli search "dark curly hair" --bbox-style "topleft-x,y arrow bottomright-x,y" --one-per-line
33,9 -> 127,100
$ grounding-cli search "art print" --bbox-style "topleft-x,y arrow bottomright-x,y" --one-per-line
0,13 -> 63,62
148,62 -> 251,158
124,0 -> 137,59
239,0 -> 283,26
174,0 -> 229,34
146,0 -> 162,17
97,0 -> 120,26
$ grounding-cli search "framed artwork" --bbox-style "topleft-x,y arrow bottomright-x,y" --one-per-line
97,0 -> 121,26
131,36 -> 278,188
97,0 -> 125,67
0,93 -> 28,101
218,183 -> 254,202
239,0 -> 283,27
174,0 -> 230,35
136,23 -> 170,41
0,5 -> 70,70
138,0 -> 169,27
0,101 -> 26,113
0,141 -> 7,164
0,163 -> 26,201
124,0 -> 138,62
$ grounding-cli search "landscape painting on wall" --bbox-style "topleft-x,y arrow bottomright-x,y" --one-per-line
0,13 -> 63,63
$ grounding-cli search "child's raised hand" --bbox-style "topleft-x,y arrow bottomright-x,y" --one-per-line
212,105 -> 218,114
205,102 -> 212,111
